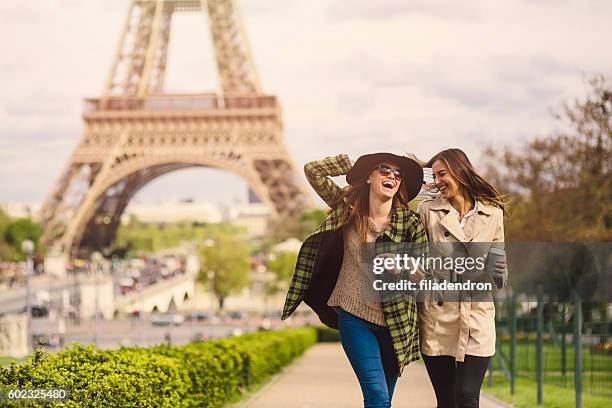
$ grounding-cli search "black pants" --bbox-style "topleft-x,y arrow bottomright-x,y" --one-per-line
422,354 -> 491,408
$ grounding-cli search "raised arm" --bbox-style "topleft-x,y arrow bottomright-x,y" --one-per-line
303,154 -> 353,209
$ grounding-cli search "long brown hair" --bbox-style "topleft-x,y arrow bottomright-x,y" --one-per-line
426,148 -> 507,214
337,167 -> 411,241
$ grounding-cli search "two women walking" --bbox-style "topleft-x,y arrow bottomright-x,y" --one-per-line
281,148 -> 508,408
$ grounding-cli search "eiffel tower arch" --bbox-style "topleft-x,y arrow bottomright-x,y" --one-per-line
40,0 -> 311,259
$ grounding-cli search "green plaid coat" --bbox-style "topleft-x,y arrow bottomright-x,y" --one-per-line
280,154 -> 428,376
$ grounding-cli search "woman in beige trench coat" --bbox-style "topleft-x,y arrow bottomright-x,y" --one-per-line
413,148 -> 508,408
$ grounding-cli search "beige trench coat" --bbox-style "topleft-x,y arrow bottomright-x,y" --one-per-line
416,195 -> 506,361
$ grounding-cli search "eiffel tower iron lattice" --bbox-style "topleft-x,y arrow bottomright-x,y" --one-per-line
40,0 -> 311,258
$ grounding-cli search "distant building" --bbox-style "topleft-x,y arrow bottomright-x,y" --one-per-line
0,202 -> 41,219
121,200 -> 272,237
121,200 -> 224,224
272,238 -> 302,253
248,188 -> 263,204
222,202 -> 272,237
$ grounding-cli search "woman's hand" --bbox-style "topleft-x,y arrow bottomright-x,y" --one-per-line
375,253 -> 425,283
376,253 -> 401,276
404,152 -> 427,168
493,259 -> 507,279
492,257 -> 507,289
408,266 -> 426,284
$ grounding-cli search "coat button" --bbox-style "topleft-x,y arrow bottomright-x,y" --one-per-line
444,231 -> 450,237
437,301 -> 443,306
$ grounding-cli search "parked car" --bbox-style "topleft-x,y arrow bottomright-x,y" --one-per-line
262,310 -> 282,320
32,333 -> 50,347
224,311 -> 247,321
187,311 -> 211,322
152,314 -> 185,326
31,333 -> 63,348
21,304 -> 49,318
118,277 -> 135,295
191,332 -> 210,341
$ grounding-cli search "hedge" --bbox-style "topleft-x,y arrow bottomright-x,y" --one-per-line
315,325 -> 340,343
0,327 -> 317,407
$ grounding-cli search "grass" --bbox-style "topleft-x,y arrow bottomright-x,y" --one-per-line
493,340 -> 612,398
497,341 -> 612,372
484,373 -> 611,408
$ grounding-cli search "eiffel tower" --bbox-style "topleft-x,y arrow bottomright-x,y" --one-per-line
40,0 -> 310,259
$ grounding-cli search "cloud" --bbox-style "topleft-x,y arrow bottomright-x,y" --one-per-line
57,0 -> 85,7
491,55 -> 580,83
522,0 -> 568,5
97,0 -> 128,12
3,91 -> 75,117
5,105 -> 70,117
0,130 -> 76,203
328,0 -> 481,22
240,0 -> 294,16
331,51 -> 584,114
1,0 -> 610,206
0,4 -> 41,21
0,62 -> 18,73
336,90 -> 379,115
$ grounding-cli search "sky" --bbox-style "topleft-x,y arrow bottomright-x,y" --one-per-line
0,0 -> 610,206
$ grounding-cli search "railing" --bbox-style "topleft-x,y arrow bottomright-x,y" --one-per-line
490,288 -> 612,407
83,94 -> 278,113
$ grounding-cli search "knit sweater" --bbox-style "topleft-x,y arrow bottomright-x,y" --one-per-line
327,218 -> 388,326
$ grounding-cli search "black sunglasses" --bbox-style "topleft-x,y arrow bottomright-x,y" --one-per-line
377,163 -> 403,179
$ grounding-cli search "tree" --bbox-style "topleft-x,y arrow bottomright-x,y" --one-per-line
297,209 -> 328,240
0,208 -> 9,236
481,75 -> 611,324
4,217 -> 43,260
265,208 -> 328,243
266,251 -> 298,296
197,231 -> 250,312
0,209 -> 17,260
482,75 -> 611,241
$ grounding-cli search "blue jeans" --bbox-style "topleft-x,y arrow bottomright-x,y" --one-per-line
338,308 -> 400,408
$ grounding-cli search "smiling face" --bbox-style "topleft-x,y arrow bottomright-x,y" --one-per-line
432,159 -> 461,199
368,161 -> 402,200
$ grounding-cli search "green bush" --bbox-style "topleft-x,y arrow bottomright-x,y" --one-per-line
0,327 -> 317,407
316,325 -> 340,342
230,328 -> 317,386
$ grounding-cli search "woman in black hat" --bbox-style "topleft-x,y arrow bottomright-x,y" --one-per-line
281,152 -> 428,408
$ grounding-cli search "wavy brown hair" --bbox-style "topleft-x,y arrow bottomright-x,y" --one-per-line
426,148 -> 507,214
336,166 -> 411,241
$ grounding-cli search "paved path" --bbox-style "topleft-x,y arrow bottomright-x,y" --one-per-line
237,343 -> 510,408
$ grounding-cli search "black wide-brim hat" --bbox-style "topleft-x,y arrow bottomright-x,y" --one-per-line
346,153 -> 423,201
